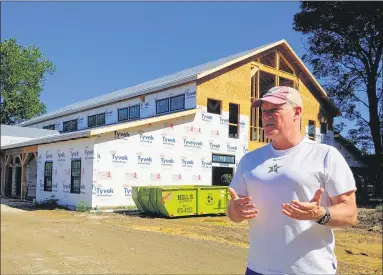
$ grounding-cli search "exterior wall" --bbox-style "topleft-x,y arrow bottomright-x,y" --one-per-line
332,140 -> 366,168
27,157 -> 37,198
92,108 -> 249,208
196,63 -> 251,151
28,83 -> 196,131
36,138 -> 96,208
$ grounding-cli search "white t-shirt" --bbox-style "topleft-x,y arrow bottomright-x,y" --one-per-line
230,137 -> 356,275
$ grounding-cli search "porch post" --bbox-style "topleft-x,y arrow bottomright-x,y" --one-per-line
20,153 -> 30,200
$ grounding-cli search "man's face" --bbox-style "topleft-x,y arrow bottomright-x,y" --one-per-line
261,101 -> 299,139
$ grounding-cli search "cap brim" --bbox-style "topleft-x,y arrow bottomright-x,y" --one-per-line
251,96 -> 288,108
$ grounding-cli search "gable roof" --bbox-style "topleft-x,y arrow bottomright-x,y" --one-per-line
19,39 -> 340,126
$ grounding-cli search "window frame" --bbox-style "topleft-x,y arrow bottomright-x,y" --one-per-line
170,94 -> 185,112
44,161 -> 53,192
43,124 -> 55,130
156,98 -> 170,115
207,98 -> 222,115
70,159 -> 81,194
63,119 -> 78,132
308,120 -> 316,140
228,103 -> 240,139
118,107 -> 129,122
212,154 -> 236,164
129,104 -> 140,120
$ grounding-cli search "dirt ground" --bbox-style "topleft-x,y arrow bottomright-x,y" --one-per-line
1,199 -> 382,275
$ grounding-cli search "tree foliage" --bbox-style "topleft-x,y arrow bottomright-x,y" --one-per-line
0,38 -> 55,124
293,1 -> 383,157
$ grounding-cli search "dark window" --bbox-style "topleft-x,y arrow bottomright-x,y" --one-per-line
44,162 -> 53,192
97,113 -> 105,126
43,124 -> 55,130
308,120 -> 316,140
129,105 -> 140,119
229,103 -> 239,138
170,94 -> 185,111
88,115 -> 97,128
88,113 -> 105,128
118,108 -> 129,121
212,154 -> 235,164
156,98 -> 170,114
63,119 -> 78,132
320,122 -> 327,134
70,160 -> 81,194
207,99 -> 221,115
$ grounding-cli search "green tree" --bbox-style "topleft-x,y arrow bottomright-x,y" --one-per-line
293,1 -> 383,200
0,38 -> 55,124
293,1 -> 382,157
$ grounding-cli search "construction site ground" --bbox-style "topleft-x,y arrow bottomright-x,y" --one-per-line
1,199 -> 382,275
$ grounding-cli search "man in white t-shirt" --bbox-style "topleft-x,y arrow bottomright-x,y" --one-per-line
227,86 -> 358,275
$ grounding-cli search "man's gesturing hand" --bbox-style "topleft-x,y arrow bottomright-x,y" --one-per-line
281,188 -> 326,221
227,187 -> 259,222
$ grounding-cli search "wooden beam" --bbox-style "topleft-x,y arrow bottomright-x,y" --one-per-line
22,145 -> 38,154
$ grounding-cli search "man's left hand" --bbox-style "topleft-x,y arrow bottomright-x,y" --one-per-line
281,188 -> 326,221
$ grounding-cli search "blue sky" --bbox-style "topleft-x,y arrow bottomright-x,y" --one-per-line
2,1 -> 365,134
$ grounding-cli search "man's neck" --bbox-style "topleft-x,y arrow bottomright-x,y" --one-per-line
271,132 -> 303,150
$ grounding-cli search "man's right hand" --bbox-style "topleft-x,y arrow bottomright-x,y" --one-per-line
227,187 -> 259,222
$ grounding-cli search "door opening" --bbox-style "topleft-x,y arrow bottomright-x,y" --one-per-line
212,167 -> 234,186
15,166 -> 22,196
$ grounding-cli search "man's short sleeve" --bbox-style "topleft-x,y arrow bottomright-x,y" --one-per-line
324,146 -> 357,197
229,156 -> 248,197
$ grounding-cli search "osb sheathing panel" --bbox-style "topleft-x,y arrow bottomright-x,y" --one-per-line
196,63 -> 252,116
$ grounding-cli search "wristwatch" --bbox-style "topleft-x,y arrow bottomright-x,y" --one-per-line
317,206 -> 331,225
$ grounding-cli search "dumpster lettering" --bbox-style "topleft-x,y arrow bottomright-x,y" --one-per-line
177,207 -> 194,214
177,194 -> 193,201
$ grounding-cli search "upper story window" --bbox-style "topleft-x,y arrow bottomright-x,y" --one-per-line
118,104 -> 140,122
43,124 -> 55,130
207,98 -> 221,115
63,119 -> 78,132
170,94 -> 185,112
129,105 -> 140,120
156,98 -> 170,114
88,113 -> 105,128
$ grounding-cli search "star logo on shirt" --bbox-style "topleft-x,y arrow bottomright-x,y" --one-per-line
268,163 -> 282,173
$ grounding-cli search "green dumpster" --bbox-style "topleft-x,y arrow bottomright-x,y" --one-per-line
132,185 -> 229,217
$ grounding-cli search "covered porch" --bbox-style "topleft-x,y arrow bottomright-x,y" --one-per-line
1,145 -> 38,200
